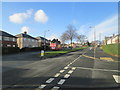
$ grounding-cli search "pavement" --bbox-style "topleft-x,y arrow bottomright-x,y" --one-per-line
2,47 -> 120,90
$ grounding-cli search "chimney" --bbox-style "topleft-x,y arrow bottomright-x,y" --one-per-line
24,31 -> 27,34
113,34 -> 115,37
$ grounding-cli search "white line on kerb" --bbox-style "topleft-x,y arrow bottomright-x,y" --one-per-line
64,67 -> 68,69
46,78 -> 54,83
113,75 -> 120,83
58,79 -> 66,85
54,73 -> 60,77
38,84 -> 46,89
60,70 -> 65,73
51,86 -> 60,90
68,70 -> 73,74
64,74 -> 70,78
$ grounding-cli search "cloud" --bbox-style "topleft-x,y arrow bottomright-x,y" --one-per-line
88,14 -> 118,42
9,9 -> 33,24
34,10 -> 48,24
20,26 -> 30,33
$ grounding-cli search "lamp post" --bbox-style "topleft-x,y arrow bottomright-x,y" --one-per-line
89,26 -> 96,59
44,30 -> 50,51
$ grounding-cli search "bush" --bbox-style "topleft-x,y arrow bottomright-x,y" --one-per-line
102,43 -> 120,55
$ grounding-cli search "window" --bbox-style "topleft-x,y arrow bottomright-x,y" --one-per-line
4,37 -> 9,41
7,44 -> 11,47
24,38 -> 26,41
9,37 -> 13,41
13,38 -> 16,41
13,45 -> 16,47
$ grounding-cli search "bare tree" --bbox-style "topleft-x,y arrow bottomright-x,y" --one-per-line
77,35 -> 87,45
64,24 -> 78,48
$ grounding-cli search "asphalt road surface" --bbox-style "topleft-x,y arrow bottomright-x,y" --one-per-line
2,47 -> 120,90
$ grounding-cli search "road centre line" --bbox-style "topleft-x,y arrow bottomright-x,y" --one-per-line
46,78 -> 55,83
72,67 -> 76,70
51,86 -> 60,90
54,73 -> 60,77
113,75 -> 120,83
58,79 -> 66,85
75,66 -> 120,72
68,70 -> 73,74
38,84 -> 46,89
64,67 -> 68,69
59,70 -> 65,73
64,74 -> 70,78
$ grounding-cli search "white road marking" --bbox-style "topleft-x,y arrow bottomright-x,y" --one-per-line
54,73 -> 60,77
46,78 -> 54,83
72,67 -> 76,70
64,67 -> 68,69
76,66 -> 120,72
68,70 -> 73,74
51,86 -> 60,90
64,74 -> 70,78
60,70 -> 65,73
113,75 -> 120,83
38,84 -> 46,89
58,79 -> 66,85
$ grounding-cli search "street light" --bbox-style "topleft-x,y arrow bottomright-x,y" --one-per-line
44,30 -> 50,51
89,26 -> 96,59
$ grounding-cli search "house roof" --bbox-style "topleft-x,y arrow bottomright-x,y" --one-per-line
16,33 -> 38,40
0,30 -> 16,38
36,36 -> 49,41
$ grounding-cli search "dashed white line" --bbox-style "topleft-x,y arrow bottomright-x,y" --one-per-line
46,78 -> 54,83
38,84 -> 46,89
51,86 -> 60,90
64,74 -> 70,78
72,67 -> 76,70
59,70 -> 65,73
68,70 -> 73,74
64,67 -> 68,69
58,79 -> 66,85
113,75 -> 120,83
54,73 -> 60,77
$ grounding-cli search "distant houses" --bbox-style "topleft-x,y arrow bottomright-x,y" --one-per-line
36,36 -> 50,48
0,30 -> 50,50
104,34 -> 120,45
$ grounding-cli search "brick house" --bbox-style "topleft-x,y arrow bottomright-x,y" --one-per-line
0,30 -> 17,47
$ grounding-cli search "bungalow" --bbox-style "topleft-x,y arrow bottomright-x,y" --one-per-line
16,32 -> 38,49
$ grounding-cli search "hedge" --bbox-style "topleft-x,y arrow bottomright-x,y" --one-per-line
102,43 -> 120,56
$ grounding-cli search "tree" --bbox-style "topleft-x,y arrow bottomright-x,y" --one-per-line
77,35 -> 87,45
61,24 -> 78,48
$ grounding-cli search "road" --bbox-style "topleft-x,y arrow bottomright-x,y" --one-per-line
2,47 -> 120,90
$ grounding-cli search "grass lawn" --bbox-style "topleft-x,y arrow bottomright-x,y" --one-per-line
38,47 -> 87,58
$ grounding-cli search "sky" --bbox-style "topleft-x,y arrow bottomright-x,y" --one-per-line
1,2 -> 118,42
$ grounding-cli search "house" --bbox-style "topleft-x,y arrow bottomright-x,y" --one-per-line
104,34 -> 120,45
0,30 -> 17,47
16,32 -> 38,49
36,36 -> 50,47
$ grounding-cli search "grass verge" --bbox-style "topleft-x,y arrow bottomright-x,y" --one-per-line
38,47 -> 87,58
102,43 -> 120,57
